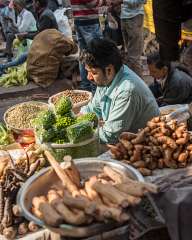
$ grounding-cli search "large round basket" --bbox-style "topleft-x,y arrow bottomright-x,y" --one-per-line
48,90 -> 93,114
4,101 -> 49,134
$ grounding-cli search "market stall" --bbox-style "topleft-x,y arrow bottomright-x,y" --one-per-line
0,89 -> 192,240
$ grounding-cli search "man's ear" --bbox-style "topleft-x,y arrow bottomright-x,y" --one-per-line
105,64 -> 114,75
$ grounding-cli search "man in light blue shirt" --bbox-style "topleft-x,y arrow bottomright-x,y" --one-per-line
113,0 -> 146,77
80,38 -> 159,144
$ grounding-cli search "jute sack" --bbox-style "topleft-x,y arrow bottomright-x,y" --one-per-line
27,29 -> 77,87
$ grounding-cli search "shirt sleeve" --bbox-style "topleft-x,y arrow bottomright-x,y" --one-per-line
18,12 -> 36,33
123,0 -> 146,8
98,92 -> 137,144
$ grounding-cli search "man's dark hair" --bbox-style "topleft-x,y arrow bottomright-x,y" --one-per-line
147,52 -> 169,69
80,38 -> 122,73
35,0 -> 48,7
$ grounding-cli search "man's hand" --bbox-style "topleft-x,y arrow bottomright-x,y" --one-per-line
16,32 -> 28,41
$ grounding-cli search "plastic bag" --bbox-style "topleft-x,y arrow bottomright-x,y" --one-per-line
54,8 -> 72,39
66,121 -> 94,144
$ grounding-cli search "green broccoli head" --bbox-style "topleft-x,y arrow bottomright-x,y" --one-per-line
36,127 -> 56,143
66,121 -> 94,143
76,112 -> 98,128
55,96 -> 72,116
52,125 -> 70,144
32,109 -> 56,130
55,116 -> 75,130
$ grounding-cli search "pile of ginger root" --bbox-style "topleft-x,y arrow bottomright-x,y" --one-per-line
32,154 -> 158,227
108,116 -> 192,176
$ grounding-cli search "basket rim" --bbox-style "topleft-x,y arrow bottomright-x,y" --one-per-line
48,89 -> 93,109
4,101 -> 49,133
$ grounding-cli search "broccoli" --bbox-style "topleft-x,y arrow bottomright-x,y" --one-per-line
55,116 -> 75,130
53,127 -> 69,143
66,121 -> 94,143
36,127 -> 56,143
76,112 -> 98,128
33,110 -> 56,130
55,96 -> 72,116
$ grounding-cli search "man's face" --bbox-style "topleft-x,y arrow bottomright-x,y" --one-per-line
148,63 -> 167,80
85,65 -> 115,87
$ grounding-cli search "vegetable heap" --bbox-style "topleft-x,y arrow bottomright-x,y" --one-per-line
0,63 -> 27,88
0,123 -> 14,146
33,96 -> 97,144
108,116 -> 192,176
32,153 -> 158,227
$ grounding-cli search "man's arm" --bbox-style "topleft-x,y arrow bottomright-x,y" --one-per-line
80,89 -> 102,118
99,92 -> 137,144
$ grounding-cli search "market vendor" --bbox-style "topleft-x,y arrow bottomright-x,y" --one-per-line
80,38 -> 159,144
147,52 -> 192,106
17,0 -> 58,40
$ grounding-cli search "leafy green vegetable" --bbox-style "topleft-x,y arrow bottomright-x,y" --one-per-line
0,123 -> 12,145
55,116 -> 75,130
66,121 -> 94,144
36,127 -> 56,143
76,112 -> 98,128
33,110 -> 56,130
55,96 -> 72,116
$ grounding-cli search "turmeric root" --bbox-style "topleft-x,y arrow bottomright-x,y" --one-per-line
131,129 -> 146,144
178,151 -> 189,162
119,132 -> 137,141
176,132 -> 189,145
157,136 -> 177,149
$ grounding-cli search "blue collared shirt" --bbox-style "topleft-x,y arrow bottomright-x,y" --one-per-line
81,65 -> 159,144
121,0 -> 147,19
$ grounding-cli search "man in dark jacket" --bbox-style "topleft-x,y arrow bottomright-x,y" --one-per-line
17,0 -> 58,40
147,52 -> 192,106
153,0 -> 192,63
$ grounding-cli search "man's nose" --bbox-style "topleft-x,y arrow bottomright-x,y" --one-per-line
87,72 -> 94,81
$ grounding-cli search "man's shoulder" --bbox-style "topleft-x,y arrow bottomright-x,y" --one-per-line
41,8 -> 54,18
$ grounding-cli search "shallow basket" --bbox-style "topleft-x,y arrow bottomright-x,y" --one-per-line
48,89 -> 93,114
36,131 -> 99,161
4,101 -> 49,134
17,158 -> 144,238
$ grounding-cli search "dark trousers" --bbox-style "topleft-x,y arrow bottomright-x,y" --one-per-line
153,0 -> 192,62
5,31 -> 17,56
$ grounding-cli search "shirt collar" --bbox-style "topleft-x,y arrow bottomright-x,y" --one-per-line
102,64 -> 125,97
18,8 -> 25,17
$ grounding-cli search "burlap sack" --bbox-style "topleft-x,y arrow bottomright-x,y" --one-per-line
27,29 -> 77,87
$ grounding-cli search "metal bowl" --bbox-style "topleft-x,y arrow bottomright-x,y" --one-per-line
4,101 -> 48,134
17,158 -> 144,238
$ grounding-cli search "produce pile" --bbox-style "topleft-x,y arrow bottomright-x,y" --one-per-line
0,123 -> 14,146
0,144 -> 46,239
33,96 -> 97,144
51,90 -> 90,105
5,102 -> 48,130
0,63 -> 27,88
108,116 -> 192,176
32,152 -> 158,227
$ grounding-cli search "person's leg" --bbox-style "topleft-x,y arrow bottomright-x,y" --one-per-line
77,22 -> 102,93
123,15 -> 144,78
75,24 -> 93,92
153,0 -> 181,62
0,52 -> 28,72
5,32 -> 15,61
